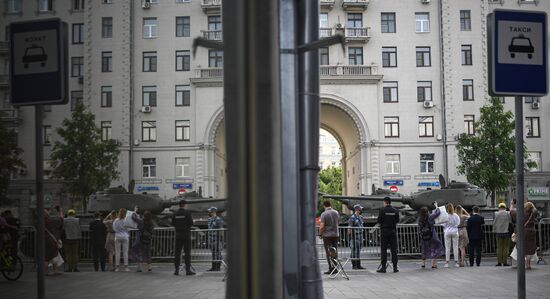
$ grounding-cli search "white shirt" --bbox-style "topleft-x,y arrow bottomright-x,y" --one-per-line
443,213 -> 460,235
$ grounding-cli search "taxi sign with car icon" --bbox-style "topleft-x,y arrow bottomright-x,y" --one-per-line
22,44 -> 48,68
508,34 -> 534,59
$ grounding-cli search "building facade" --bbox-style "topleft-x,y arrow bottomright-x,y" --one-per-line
1,0 -> 549,210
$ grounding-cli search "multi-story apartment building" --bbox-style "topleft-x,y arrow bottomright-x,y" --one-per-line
1,0 -> 549,215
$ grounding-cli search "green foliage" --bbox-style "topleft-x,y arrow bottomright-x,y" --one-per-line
317,166 -> 342,216
49,102 -> 120,210
456,97 -> 535,206
0,122 -> 25,205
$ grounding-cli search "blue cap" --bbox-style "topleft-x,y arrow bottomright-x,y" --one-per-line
208,207 -> 218,212
353,204 -> 363,210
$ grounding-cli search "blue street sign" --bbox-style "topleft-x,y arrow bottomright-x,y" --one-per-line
173,183 -> 193,190
417,181 -> 440,187
488,10 -> 548,96
137,185 -> 160,192
383,180 -> 403,186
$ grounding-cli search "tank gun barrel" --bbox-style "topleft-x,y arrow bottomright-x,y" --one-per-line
322,194 -> 412,206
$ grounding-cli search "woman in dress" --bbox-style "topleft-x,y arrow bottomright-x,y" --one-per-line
418,202 -> 445,268
130,209 -> 154,272
523,202 -> 538,269
103,210 -> 117,271
443,203 -> 460,268
455,205 -> 470,267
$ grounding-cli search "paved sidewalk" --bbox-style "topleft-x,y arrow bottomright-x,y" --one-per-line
1,259 -> 549,299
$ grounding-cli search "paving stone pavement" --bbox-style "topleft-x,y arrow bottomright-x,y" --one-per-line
1,258 -> 549,299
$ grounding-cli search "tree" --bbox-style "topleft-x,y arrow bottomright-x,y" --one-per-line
49,102 -> 120,211
0,122 -> 25,205
317,166 -> 342,216
456,97 -> 535,207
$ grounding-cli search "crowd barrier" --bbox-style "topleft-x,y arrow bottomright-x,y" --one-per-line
16,219 -> 550,263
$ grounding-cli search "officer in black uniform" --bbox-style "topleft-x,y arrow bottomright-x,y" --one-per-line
172,200 -> 195,276
376,197 -> 400,273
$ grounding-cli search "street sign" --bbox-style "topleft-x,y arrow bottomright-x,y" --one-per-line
488,10 -> 548,96
389,186 -> 398,193
9,18 -> 68,106
178,188 -> 187,195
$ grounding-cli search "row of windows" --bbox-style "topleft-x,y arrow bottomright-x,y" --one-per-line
382,79 -> 475,103
141,157 -> 191,179
319,45 -> 473,67
143,16 -> 221,38
5,0 -> 85,13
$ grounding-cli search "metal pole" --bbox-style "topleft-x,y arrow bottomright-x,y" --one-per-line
298,0 -> 323,298
514,95 -> 526,299
35,105 -> 45,299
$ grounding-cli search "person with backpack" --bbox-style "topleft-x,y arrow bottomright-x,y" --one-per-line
418,202 -> 445,269
130,208 -> 154,272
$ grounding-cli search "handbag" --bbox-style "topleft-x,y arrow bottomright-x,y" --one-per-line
46,228 -> 62,249
52,252 -> 64,267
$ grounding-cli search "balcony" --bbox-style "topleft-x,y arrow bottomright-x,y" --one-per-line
319,28 -> 334,38
342,0 -> 369,11
320,65 -> 382,84
202,30 -> 223,41
0,41 -> 7,55
0,75 -> 8,88
320,0 -> 335,10
190,67 -> 224,87
201,0 -> 221,14
345,27 -> 370,43
0,108 -> 21,125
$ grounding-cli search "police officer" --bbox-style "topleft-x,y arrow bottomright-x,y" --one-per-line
206,207 -> 224,271
172,200 -> 195,276
348,204 -> 365,270
377,197 -> 400,273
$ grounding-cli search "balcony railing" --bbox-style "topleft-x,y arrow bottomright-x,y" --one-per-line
342,0 -> 369,10
319,28 -> 334,38
0,41 -> 8,54
202,30 -> 223,41
320,0 -> 335,8
0,108 -> 19,123
194,67 -> 223,79
345,27 -> 370,41
320,65 -> 375,76
201,0 -> 221,12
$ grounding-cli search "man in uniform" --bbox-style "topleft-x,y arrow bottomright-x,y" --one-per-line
172,200 -> 195,276
207,207 -> 224,271
319,200 -> 340,274
348,204 -> 365,270
377,197 -> 399,273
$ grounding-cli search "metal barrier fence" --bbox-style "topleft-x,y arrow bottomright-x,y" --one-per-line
17,219 -> 550,263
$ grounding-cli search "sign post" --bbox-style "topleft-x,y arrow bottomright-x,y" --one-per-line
9,18 -> 67,299
488,10 -> 548,299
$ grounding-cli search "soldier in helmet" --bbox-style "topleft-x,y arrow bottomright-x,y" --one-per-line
348,204 -> 365,270
206,207 -> 224,271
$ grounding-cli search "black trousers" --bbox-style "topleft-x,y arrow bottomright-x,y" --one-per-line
323,236 -> 339,270
174,232 -> 192,272
91,242 -> 106,271
380,229 -> 398,269
469,239 -> 482,266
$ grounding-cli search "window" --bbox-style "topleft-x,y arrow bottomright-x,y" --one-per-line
417,81 -> 432,102
385,154 -> 400,174
102,17 -> 113,38
101,121 -> 112,141
43,125 -> 52,145
175,120 -> 190,141
524,96 -> 539,103
381,13 -> 396,33
382,47 -> 397,67
420,153 -> 435,174
462,79 -> 474,101
419,116 -> 434,137
464,115 -> 475,136
383,81 -> 398,103
175,85 -> 190,106
142,86 -> 157,107
416,47 -> 431,67
384,117 -> 399,138
208,50 -> 224,67
320,13 -> 329,28
461,45 -> 472,65
142,158 -> 156,178
208,16 -> 222,30
143,52 -> 157,72
7,0 -> 22,13
348,47 -> 363,65
72,0 -> 84,10
71,57 -> 83,77
143,18 -> 158,38
72,23 -> 84,44
101,86 -> 112,107
142,121 -> 157,142
176,16 -> 191,37
319,47 -> 329,65
526,152 -> 541,172
102,0 -> 112,3
415,13 -> 430,33
176,0 -> 191,3
460,10 -> 471,31
70,91 -> 83,111
526,117 -> 540,138
347,13 -> 363,28
38,0 -> 52,12
101,51 -> 112,72
176,50 -> 190,71
175,157 -> 190,177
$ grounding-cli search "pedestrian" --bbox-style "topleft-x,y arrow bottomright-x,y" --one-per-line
418,202 -> 445,269
63,209 -> 81,272
376,197 -> 399,273
443,203 -> 460,268
103,210 -> 117,271
44,207 -> 64,275
113,208 -> 130,272
348,204 -> 365,270
493,202 -> 512,266
1,210 -> 20,259
523,202 -> 538,270
319,200 -> 340,275
206,207 -> 224,272
172,200 -> 195,276
89,212 -> 107,272
466,205 -> 485,267
131,208 -> 154,272
455,205 -> 469,267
